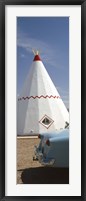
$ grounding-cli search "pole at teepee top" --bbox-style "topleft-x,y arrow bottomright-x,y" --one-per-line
32,49 -> 41,56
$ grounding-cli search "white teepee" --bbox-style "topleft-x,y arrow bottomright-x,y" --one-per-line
17,51 -> 69,135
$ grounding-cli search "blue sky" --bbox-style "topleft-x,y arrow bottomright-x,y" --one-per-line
17,17 -> 69,108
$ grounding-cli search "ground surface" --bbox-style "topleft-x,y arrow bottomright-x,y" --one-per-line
17,137 -> 69,184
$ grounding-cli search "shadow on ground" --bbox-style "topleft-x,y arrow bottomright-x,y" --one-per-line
20,167 -> 69,184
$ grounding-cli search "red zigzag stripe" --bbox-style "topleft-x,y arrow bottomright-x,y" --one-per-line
18,95 -> 60,101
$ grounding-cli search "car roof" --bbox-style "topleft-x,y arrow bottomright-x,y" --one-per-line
40,129 -> 69,138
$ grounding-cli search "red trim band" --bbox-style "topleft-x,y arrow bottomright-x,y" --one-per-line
33,55 -> 41,61
18,95 -> 60,101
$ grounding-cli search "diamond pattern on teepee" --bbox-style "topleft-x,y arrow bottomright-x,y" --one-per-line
39,115 -> 54,129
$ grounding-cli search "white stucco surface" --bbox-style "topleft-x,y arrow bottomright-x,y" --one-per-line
17,59 -> 69,135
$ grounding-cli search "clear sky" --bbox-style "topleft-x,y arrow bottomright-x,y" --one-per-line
17,17 -> 69,108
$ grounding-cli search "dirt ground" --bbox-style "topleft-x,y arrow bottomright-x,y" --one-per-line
17,137 -> 69,184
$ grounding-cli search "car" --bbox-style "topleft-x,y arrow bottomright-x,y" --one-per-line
33,129 -> 69,167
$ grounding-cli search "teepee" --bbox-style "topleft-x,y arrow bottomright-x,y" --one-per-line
17,51 -> 69,135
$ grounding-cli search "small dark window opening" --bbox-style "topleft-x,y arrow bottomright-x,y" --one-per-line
42,118 -> 51,125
